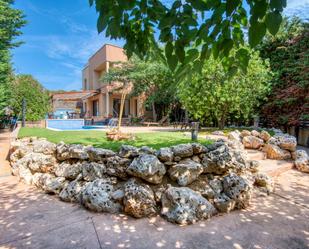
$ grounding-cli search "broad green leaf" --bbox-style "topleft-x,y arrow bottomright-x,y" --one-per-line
270,0 -> 287,11
249,21 -> 266,47
167,54 -> 178,71
265,11 -> 282,35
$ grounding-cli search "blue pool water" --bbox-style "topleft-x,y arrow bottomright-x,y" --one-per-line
46,119 -> 106,131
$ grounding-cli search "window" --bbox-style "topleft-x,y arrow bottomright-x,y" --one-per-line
84,79 -> 88,90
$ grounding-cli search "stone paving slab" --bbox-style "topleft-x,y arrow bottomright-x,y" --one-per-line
1,171 -> 309,249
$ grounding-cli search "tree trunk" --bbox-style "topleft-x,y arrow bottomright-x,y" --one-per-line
152,102 -> 157,121
218,115 -> 226,130
117,92 -> 126,131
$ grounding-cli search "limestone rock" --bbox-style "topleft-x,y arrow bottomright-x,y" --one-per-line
263,144 -> 291,160
254,173 -> 274,193
139,146 -> 155,155
202,143 -> 247,174
161,186 -> 217,225
294,150 -> 309,173
81,179 -> 122,213
222,173 -> 251,209
56,142 -> 89,161
44,176 -> 68,194
171,144 -> 193,158
251,130 -> 260,137
18,166 -> 33,185
10,146 -> 33,163
32,140 -> 56,155
156,147 -> 174,162
87,147 -> 115,162
208,178 -> 223,194
82,162 -> 107,181
59,180 -> 88,203
276,134 -> 297,152
106,156 -> 130,179
259,131 -> 271,142
214,193 -> 236,213
228,130 -> 241,142
248,160 -> 260,173
119,145 -> 139,158
187,175 -> 215,200
240,130 -> 251,137
191,143 -> 208,154
242,136 -> 264,149
123,178 -> 157,218
55,161 -> 82,180
126,154 -> 166,184
168,159 -> 203,186
19,152 -> 57,173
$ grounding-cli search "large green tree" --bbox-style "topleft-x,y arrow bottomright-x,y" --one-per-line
258,17 -> 309,127
178,49 -> 272,128
101,58 -> 178,121
0,0 -> 26,115
90,0 -> 286,74
10,75 -> 51,121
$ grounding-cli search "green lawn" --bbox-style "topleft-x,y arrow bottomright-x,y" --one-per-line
18,128 -> 212,151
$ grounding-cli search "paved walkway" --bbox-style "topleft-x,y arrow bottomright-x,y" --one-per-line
0,129 -> 14,178
0,129 -> 309,249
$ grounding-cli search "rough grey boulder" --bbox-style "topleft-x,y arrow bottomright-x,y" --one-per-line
86,147 -> 115,162
187,175 -> 215,200
18,152 -> 57,173
192,143 -> 208,154
202,143 -> 247,174
126,154 -> 166,184
294,150 -> 309,173
156,147 -> 173,162
242,136 -> 264,149
268,134 -> 297,152
54,161 -> 82,180
56,142 -> 89,161
18,166 -> 33,185
139,146 -> 155,155
123,178 -> 157,218
171,144 -> 193,158
32,140 -> 56,155
222,173 -> 251,209
82,162 -> 107,182
263,144 -> 291,160
32,173 -> 67,194
276,134 -> 297,152
106,156 -> 130,179
161,186 -> 217,225
253,173 -> 274,193
119,145 -> 139,158
81,179 -> 122,213
44,176 -> 68,194
59,180 -> 88,202
208,178 -> 223,194
168,159 -> 203,186
214,193 -> 236,213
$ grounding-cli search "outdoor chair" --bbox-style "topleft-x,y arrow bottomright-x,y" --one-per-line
142,115 -> 169,127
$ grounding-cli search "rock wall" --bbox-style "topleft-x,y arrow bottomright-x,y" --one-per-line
228,129 -> 309,173
10,137 -> 274,225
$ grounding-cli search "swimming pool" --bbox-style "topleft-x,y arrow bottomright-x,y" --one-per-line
46,119 -> 106,131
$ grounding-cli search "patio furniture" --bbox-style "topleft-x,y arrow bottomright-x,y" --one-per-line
142,115 -> 169,127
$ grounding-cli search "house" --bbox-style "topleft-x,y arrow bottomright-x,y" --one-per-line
51,91 -> 95,119
82,44 -> 146,121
